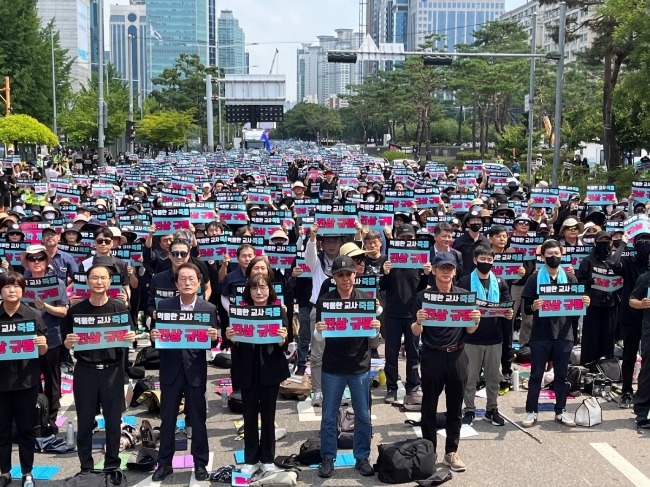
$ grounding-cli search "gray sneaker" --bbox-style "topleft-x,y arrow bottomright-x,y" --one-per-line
312,391 -> 323,407
384,390 -> 397,404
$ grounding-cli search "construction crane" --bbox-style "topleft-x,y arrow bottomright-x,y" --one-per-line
269,49 -> 279,74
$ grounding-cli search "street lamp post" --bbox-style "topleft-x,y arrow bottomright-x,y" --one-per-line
127,34 -> 134,153
50,27 -> 57,137
526,12 -> 537,185
97,0 -> 105,165
551,2 -> 567,187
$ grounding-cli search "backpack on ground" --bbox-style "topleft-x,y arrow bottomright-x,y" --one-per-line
130,376 -> 155,407
575,396 -> 602,427
228,391 -> 243,414
375,439 -> 436,484
65,470 -> 127,487
35,393 -> 51,438
589,358 -> 622,383
567,366 -> 583,396
212,352 -> 232,369
133,346 -> 159,370
249,468 -> 299,486
337,407 -> 355,449
279,376 -> 311,401
296,438 -> 321,466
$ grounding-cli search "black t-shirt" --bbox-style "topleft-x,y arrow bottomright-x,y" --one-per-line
221,268 -> 247,298
0,303 -> 47,392
315,288 -> 373,375
413,283 -> 468,349
364,254 -> 387,277
457,275 -> 511,345
522,271 -> 577,342
630,271 -> 650,330
62,298 -> 132,366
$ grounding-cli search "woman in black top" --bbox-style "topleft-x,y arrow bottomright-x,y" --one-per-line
0,271 -> 48,487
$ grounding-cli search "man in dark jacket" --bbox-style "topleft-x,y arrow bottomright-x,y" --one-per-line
453,211 -> 490,277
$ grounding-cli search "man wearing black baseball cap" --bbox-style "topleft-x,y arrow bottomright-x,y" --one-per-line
454,210 -> 490,277
412,252 -> 481,473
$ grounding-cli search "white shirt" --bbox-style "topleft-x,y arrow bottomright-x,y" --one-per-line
180,295 -> 197,311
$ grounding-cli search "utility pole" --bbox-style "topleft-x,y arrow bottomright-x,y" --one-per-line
551,2 -> 567,187
127,34 -> 134,153
51,28 -> 58,136
526,12 -> 537,185
97,0 -> 105,165
206,74 -> 214,152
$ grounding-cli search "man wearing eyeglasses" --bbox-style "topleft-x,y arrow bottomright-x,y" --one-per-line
510,214 -> 537,347
80,228 -> 130,306
149,263 -> 217,482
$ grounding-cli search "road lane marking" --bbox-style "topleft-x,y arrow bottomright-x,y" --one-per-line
591,443 -> 650,487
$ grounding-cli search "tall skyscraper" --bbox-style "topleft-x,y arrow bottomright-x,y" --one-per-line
297,43 -> 320,103
109,3 -> 148,111
37,0 -> 92,91
147,0 -> 212,82
393,0 -> 409,47
217,10 -> 246,74
407,0 -> 504,51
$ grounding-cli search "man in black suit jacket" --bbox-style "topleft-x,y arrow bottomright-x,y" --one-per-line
149,263 -> 218,482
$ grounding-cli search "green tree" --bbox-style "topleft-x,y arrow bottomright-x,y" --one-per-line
150,54 -> 218,141
0,114 -> 58,146
276,103 -> 342,141
0,0 -> 72,128
59,64 -> 129,146
136,109 -> 197,151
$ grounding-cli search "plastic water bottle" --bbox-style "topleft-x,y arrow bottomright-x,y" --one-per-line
66,421 -> 75,448
125,379 -> 134,407
221,386 -> 229,408
22,475 -> 34,487
512,369 -> 520,392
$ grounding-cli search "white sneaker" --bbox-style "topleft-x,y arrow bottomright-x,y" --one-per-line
261,463 -> 276,472
555,411 -> 576,427
185,426 -> 192,439
240,464 -> 258,475
522,412 -> 538,428
312,391 -> 323,407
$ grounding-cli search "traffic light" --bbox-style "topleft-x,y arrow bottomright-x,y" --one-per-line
125,120 -> 136,144
421,55 -> 453,66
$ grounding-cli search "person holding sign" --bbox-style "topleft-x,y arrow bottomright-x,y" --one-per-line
225,274 -> 289,476
411,253 -> 481,473
21,244 -> 69,433
62,257 -> 136,473
628,265 -> 650,428
458,246 -> 513,427
521,239 -> 590,428
0,271 -> 48,487
576,231 -> 618,365
150,263 -> 217,482
314,255 -> 380,479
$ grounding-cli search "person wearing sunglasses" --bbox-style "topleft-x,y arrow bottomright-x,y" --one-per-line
558,218 -> 584,247
79,228 -> 130,307
40,225 -> 79,285
21,245 -> 69,435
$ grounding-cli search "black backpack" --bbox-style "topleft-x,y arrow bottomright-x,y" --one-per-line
35,393 -> 51,437
297,438 -> 321,466
337,407 -> 355,449
65,470 -> 127,486
131,376 -> 155,407
134,346 -> 159,369
375,439 -> 436,484
228,391 -> 243,413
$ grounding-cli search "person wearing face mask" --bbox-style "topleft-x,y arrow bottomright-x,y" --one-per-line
608,232 -> 647,408
458,246 -> 513,427
453,211 -> 490,278
576,231 -> 618,365
521,240 -> 591,428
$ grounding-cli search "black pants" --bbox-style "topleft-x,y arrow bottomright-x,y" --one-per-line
501,318 -> 513,376
241,359 -> 280,464
526,339 -> 572,415
384,317 -> 420,394
39,345 -> 62,423
0,386 -> 38,475
634,328 -> 650,420
420,348 -> 467,454
158,370 -> 208,468
622,323 -> 642,394
73,363 -> 123,471
580,306 -> 616,365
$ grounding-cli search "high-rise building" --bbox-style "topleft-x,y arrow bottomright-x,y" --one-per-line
296,29 -> 362,107
407,0 -> 504,51
109,3 -> 148,111
393,0 -> 409,47
147,0 -> 212,82
37,0 -> 92,91
217,10 -> 246,74
500,0 -> 596,64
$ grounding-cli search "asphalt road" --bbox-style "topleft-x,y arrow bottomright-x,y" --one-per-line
9,339 -> 650,487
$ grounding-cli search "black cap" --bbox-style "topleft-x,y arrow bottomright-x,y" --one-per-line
395,224 -> 416,238
331,255 -> 356,275
595,231 -> 611,242
432,252 -> 458,268
87,255 -> 118,276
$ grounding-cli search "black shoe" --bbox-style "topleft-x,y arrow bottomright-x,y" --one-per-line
152,465 -> 173,481
371,348 -> 380,359
462,410 -> 475,425
294,366 -> 306,376
194,465 -> 208,481
0,475 -> 10,487
384,390 -> 397,404
318,458 -> 334,478
355,458 -> 374,477
484,408 -> 505,426
620,392 -> 634,409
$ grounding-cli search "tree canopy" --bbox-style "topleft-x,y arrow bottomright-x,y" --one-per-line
136,109 -> 197,150
0,114 -> 58,146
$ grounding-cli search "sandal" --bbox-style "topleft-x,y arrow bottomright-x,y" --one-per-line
140,420 -> 156,448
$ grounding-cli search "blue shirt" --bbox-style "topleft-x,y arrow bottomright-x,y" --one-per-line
51,248 -> 79,283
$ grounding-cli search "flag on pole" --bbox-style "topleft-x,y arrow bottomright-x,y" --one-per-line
150,23 -> 163,42
261,130 -> 271,151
